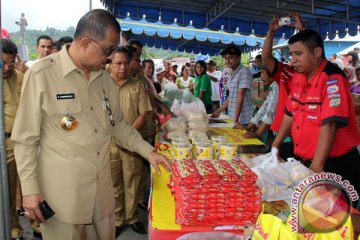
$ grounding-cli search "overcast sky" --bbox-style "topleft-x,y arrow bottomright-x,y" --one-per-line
2,0 -> 105,32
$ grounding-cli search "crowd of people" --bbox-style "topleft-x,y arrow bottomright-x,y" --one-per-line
2,8 -> 360,240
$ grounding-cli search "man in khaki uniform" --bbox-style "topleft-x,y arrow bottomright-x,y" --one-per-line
11,9 -> 170,240
2,39 -> 24,240
126,44 -> 158,211
110,47 -> 151,236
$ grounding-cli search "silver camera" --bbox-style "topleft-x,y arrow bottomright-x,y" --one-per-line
279,17 -> 290,26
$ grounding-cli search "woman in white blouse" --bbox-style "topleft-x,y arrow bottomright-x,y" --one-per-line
176,65 -> 194,92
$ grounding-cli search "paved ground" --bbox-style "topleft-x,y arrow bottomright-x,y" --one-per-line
19,206 -> 148,240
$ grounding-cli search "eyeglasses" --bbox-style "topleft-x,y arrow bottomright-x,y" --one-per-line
2,62 -> 16,68
90,38 -> 117,57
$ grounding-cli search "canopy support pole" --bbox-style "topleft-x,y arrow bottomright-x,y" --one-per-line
206,0 -> 240,27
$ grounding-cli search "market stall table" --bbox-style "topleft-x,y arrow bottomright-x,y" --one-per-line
149,165 -> 255,240
150,125 -> 265,239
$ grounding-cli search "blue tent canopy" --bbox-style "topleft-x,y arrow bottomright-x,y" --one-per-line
101,0 -> 360,55
119,15 -> 264,55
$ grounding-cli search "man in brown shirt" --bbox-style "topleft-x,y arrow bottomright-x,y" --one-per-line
11,9 -> 170,240
110,46 -> 152,236
2,39 -> 24,240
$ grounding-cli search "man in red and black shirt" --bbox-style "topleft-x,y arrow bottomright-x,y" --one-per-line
272,29 -> 360,198
262,13 -> 305,160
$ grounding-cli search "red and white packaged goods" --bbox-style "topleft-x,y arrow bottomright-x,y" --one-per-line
169,158 -> 262,226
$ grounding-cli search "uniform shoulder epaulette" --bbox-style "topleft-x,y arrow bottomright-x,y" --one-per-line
31,58 -> 56,73
14,69 -> 25,84
131,75 -> 143,84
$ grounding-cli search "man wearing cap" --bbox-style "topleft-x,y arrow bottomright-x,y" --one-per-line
212,45 -> 253,128
156,66 -> 169,91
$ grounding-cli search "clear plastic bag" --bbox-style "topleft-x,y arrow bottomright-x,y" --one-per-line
188,130 -> 208,139
188,120 -> 208,132
249,154 -> 313,201
162,117 -> 187,132
184,111 -> 207,122
167,131 -> 188,139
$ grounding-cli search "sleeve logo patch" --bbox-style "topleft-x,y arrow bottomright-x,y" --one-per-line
308,105 -> 318,110
56,93 -> 75,100
327,85 -> 339,94
330,98 -> 341,107
327,79 -> 338,85
328,93 -> 341,99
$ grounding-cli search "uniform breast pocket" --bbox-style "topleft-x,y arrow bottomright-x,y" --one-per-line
129,91 -> 139,101
288,100 -> 300,115
304,105 -> 321,126
126,91 -> 139,109
51,100 -> 82,134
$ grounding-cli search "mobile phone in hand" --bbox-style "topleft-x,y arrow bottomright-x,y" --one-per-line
39,200 -> 55,220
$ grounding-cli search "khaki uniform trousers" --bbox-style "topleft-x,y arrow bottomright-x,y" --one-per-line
110,143 -> 143,227
6,138 -> 23,238
40,188 -> 115,240
137,112 -> 157,206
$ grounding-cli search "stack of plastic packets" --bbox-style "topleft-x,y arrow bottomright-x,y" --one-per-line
169,158 -> 262,226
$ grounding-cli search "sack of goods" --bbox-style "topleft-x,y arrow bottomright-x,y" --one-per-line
169,158 -> 262,226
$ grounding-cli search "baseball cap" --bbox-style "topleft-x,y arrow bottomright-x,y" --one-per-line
220,45 -> 241,56
156,66 -> 166,75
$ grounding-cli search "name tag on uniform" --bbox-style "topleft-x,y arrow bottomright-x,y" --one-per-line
57,93 -> 75,100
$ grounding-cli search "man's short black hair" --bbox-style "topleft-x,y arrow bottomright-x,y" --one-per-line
37,35 -> 53,46
2,39 -> 18,55
255,54 -> 262,60
288,29 -> 325,58
54,36 -> 73,51
74,9 -> 120,41
125,45 -> 137,59
142,59 -> 154,68
127,39 -> 143,48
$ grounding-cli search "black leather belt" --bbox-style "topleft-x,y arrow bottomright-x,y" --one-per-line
5,132 -> 11,138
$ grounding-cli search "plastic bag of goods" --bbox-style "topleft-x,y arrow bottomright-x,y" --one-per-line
180,99 -> 207,116
184,111 -> 208,122
167,131 -> 188,139
182,88 -> 197,103
188,130 -> 208,140
162,118 -> 187,132
188,120 -> 208,132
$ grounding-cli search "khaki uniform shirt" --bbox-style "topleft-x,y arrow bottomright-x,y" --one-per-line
4,69 -> 23,163
117,76 -> 152,138
135,72 -> 157,138
11,46 -> 154,224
